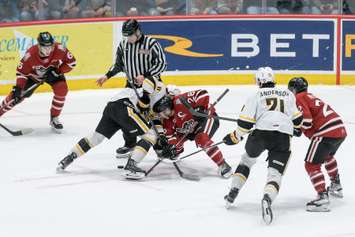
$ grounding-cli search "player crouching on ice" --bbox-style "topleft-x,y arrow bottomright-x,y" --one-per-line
56,87 -> 159,180
152,89 -> 233,178
223,67 -> 303,224
288,77 -> 347,212
0,32 -> 76,133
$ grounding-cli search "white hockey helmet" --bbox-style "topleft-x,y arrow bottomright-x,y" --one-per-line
255,67 -> 275,87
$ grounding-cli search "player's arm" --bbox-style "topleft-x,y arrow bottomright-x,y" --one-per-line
137,77 -> 156,114
289,94 -> 303,136
57,46 -> 76,74
105,43 -> 124,79
144,40 -> 167,78
297,98 -> 313,130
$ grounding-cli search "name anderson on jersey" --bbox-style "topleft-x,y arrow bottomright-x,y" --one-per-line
260,90 -> 289,97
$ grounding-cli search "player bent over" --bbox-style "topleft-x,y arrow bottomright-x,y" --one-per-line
223,67 -> 303,224
153,89 -> 232,178
56,88 -> 157,179
0,32 -> 76,133
288,77 -> 347,212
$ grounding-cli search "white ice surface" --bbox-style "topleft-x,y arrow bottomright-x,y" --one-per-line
1,85 -> 354,237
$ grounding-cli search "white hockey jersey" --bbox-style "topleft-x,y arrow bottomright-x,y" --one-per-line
109,77 -> 167,113
238,86 -> 302,136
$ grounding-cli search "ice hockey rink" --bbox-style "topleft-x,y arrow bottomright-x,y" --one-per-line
1,85 -> 354,237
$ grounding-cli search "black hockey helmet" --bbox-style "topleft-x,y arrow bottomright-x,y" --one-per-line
122,19 -> 140,37
153,96 -> 173,113
288,77 -> 308,94
37,32 -> 54,46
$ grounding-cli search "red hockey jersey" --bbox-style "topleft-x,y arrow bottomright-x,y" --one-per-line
162,89 -> 212,148
16,43 -> 76,88
296,92 -> 346,138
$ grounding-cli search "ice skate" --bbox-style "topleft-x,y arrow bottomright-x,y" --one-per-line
116,146 -> 134,159
218,161 -> 232,178
123,158 -> 146,180
56,152 -> 77,173
306,192 -> 330,212
50,116 -> 63,134
261,194 -> 273,225
224,188 -> 239,209
328,174 -> 343,198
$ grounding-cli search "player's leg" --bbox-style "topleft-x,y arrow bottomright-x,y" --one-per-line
262,131 -> 291,224
48,79 -> 68,133
120,106 -> 157,179
116,132 -> 137,158
324,137 -> 346,198
224,130 -> 264,208
304,137 -> 332,212
57,102 -> 121,171
195,115 -> 232,178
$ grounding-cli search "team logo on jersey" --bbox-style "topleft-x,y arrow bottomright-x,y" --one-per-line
177,112 -> 186,119
176,119 -> 195,134
33,65 -> 48,77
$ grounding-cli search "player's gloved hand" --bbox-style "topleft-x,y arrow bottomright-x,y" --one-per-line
43,66 -> 64,83
223,131 -> 242,145
11,86 -> 22,103
157,134 -> 168,147
154,134 -> 168,154
161,144 -> 178,160
293,128 -> 302,137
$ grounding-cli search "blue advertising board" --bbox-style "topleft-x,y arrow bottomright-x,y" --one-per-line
141,19 -> 335,72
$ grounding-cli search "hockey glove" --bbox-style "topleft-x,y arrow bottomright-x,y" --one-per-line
11,86 -> 22,104
43,66 -> 64,83
223,131 -> 242,145
154,135 -> 169,151
161,144 -> 178,160
293,128 -> 302,137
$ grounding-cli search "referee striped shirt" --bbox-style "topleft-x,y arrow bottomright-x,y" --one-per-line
105,34 -> 167,88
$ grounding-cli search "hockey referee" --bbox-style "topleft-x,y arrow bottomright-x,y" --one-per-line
96,18 -> 167,158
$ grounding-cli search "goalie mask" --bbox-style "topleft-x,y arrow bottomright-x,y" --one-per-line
255,67 -> 275,88
37,32 -> 54,57
288,77 -> 308,94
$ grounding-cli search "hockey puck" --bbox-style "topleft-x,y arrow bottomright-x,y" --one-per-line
117,165 -> 124,169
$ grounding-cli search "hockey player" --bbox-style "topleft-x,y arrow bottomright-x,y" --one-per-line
152,89 -> 233,178
0,32 -> 76,133
96,19 -> 167,159
223,67 -> 303,224
56,87 -> 160,179
288,77 -> 347,212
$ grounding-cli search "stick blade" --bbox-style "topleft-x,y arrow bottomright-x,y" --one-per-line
19,128 -> 34,135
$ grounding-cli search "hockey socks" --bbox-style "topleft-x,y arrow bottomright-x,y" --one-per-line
305,162 -> 326,193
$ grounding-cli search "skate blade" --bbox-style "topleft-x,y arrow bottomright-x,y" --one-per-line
329,190 -> 343,199
225,200 -> 233,209
306,204 -> 330,212
122,171 -> 145,180
56,166 -> 67,174
51,127 -> 63,134
262,199 -> 273,225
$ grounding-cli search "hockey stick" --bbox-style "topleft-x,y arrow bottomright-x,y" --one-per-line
180,96 -> 238,123
176,141 -> 224,162
0,82 -> 42,136
172,162 -> 200,181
